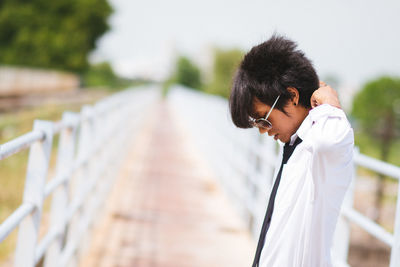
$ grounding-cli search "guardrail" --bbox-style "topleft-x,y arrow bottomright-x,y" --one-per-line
0,86 -> 160,267
168,85 -> 400,267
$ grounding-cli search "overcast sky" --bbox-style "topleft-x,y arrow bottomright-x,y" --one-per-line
91,0 -> 400,89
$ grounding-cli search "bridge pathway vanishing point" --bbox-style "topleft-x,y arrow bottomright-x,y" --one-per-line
80,101 -> 255,267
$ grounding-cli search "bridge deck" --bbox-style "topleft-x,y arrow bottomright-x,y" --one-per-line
80,101 -> 255,267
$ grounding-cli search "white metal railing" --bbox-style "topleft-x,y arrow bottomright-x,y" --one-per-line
167,85 -> 400,267
0,85 -> 160,267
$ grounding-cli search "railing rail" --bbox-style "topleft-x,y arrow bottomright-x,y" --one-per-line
0,86 -> 160,267
168,85 -> 400,267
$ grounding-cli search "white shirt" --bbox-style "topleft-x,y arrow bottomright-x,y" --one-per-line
259,104 -> 354,267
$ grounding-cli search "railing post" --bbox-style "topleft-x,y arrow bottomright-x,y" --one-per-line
64,105 -> 93,267
85,105 -> 107,228
14,120 -> 54,267
92,98 -> 118,221
389,173 -> 400,267
44,112 -> 79,267
77,106 -> 99,257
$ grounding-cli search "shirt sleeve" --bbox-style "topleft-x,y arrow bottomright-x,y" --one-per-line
308,104 -> 354,155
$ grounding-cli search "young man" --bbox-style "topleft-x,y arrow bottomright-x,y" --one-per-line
229,35 -> 354,267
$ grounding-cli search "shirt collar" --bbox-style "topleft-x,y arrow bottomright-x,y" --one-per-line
288,112 -> 313,146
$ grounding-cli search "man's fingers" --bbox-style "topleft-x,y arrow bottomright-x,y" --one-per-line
319,81 -> 327,87
310,92 -> 318,108
311,98 -> 318,108
311,86 -> 341,109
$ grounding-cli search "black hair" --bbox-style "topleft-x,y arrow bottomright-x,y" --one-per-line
229,34 -> 319,128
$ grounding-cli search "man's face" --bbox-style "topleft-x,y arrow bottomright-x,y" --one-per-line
251,97 -> 308,143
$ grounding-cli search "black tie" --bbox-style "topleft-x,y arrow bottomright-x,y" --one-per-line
251,137 -> 303,267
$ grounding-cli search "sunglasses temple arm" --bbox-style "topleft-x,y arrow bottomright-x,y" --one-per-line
265,95 -> 280,119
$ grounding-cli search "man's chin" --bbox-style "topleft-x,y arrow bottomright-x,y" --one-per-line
278,136 -> 290,143
273,134 -> 289,143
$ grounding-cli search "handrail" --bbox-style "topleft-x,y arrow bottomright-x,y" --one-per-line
0,203 -> 35,241
0,130 -> 44,160
354,151 -> 400,180
0,85 -> 160,267
342,207 -> 394,246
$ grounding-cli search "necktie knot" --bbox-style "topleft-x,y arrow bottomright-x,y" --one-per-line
282,137 -> 302,164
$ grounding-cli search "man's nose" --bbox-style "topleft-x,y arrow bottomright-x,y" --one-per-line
258,127 -> 269,134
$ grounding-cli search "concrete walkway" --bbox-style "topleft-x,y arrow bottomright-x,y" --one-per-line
80,101 -> 255,267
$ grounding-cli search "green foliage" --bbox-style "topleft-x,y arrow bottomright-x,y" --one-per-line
0,0 -> 113,72
354,132 -> 400,166
83,62 -> 116,88
162,77 -> 175,98
205,48 -> 244,98
163,49 -> 244,98
352,77 -> 400,144
174,56 -> 203,90
351,76 -> 400,223
82,61 -> 141,90
351,76 -> 400,160
162,55 -> 202,96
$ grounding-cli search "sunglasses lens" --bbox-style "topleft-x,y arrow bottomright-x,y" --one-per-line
255,119 -> 272,129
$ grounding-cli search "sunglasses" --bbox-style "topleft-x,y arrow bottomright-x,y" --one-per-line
251,95 -> 281,129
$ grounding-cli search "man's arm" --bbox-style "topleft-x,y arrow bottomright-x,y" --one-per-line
308,81 -> 354,154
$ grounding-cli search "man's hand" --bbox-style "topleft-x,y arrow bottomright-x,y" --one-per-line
310,81 -> 342,109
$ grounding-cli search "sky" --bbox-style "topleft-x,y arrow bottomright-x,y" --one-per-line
91,0 -> 400,92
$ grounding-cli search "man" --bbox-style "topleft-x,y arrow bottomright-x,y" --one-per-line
229,35 -> 354,267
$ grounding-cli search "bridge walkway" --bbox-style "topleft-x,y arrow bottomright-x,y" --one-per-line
80,101 -> 255,267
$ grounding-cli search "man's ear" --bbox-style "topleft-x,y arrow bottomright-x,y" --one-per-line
287,87 -> 299,105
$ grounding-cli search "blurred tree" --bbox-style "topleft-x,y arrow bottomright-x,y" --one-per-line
82,61 -> 116,87
0,0 -> 112,72
351,76 -> 400,222
82,61 -> 137,90
205,48 -> 243,98
173,56 -> 202,90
